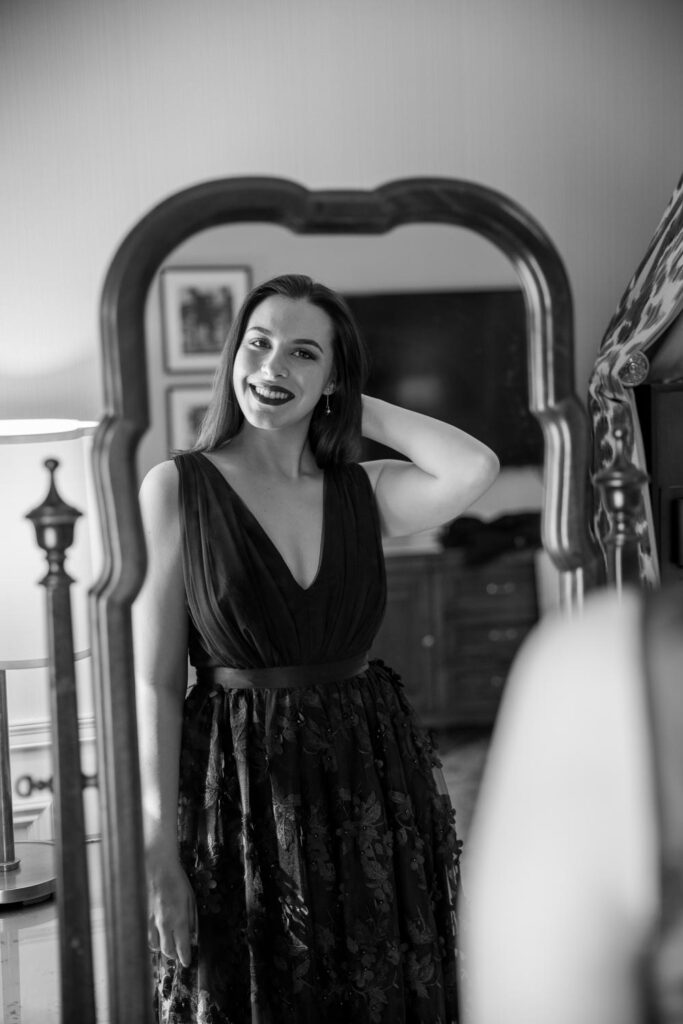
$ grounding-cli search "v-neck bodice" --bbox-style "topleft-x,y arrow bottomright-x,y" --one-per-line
197,453 -> 327,592
173,451 -> 387,671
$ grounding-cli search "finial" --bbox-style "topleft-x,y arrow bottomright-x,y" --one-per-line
25,458 -> 82,584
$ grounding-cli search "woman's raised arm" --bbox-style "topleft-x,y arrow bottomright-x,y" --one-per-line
360,394 -> 500,538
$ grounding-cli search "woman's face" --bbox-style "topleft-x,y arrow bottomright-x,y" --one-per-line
232,295 -> 336,431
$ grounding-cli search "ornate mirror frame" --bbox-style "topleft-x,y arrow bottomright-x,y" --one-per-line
90,176 -> 599,1019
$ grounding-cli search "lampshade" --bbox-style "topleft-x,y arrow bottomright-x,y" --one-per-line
0,419 -> 100,668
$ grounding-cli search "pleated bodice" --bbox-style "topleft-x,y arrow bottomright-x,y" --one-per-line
173,452 -> 387,671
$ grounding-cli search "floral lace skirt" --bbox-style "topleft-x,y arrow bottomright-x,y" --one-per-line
153,660 -> 461,1024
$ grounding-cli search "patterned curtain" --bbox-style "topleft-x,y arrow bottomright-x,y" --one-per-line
587,172 -> 683,586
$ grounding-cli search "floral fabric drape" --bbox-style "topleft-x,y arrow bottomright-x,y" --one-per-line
587,172 -> 683,586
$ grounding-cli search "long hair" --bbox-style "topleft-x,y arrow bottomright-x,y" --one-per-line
192,274 -> 368,465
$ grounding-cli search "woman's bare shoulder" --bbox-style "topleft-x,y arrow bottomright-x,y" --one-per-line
140,459 -> 178,492
139,460 -> 180,528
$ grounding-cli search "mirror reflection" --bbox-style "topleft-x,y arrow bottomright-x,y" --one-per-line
141,224 -> 551,735
125,211 -> 566,1019
135,245 -> 507,1018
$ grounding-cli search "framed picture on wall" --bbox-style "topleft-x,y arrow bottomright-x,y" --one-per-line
160,265 -> 252,373
166,384 -> 213,452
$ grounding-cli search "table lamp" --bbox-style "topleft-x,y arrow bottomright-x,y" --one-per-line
0,419 -> 98,905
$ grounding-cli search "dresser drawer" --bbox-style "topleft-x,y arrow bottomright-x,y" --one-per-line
443,560 -> 538,623
377,546 -> 540,727
445,667 -> 510,724
443,621 -> 533,671
372,556 -> 439,716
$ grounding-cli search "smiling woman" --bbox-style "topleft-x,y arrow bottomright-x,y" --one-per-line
133,270 -> 500,1023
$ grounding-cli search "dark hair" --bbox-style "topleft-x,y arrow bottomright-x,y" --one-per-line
192,274 -> 368,465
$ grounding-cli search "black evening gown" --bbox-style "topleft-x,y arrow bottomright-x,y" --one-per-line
154,452 -> 461,1024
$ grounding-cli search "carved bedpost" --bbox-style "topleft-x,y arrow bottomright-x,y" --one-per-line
26,459 -> 96,1023
593,424 -> 651,594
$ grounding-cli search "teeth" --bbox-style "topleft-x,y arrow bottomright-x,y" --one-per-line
252,384 -> 290,401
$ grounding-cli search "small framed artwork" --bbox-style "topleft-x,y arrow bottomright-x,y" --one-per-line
166,385 -> 213,452
160,265 -> 251,373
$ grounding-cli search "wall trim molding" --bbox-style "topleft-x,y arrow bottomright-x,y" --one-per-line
10,714 -> 97,752
9,716 -> 101,838
14,797 -> 54,840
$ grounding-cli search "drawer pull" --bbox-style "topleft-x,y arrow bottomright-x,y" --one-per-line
485,581 -> 517,596
487,627 -> 521,642
421,634 -> 436,648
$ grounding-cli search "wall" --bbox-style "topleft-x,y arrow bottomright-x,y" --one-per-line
2,0 -> 682,425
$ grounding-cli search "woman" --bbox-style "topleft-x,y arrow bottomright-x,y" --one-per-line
134,274 -> 499,1023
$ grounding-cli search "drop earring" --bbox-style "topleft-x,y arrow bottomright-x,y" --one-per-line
325,391 -> 332,415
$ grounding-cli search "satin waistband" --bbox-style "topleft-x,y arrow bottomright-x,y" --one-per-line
196,653 -> 370,690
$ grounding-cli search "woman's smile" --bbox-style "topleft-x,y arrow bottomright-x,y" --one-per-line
248,382 -> 295,406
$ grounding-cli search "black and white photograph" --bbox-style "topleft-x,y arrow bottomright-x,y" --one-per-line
165,384 -> 212,452
3,2 -> 683,1021
160,266 -> 251,372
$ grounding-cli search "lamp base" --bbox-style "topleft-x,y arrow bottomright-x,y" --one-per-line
0,841 -> 55,906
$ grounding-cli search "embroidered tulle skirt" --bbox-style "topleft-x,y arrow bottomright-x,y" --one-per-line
153,661 -> 461,1024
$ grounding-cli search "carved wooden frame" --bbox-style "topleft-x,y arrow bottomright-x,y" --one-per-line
91,176 -> 599,1021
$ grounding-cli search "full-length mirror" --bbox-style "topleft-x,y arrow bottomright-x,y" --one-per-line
90,176 -> 599,1019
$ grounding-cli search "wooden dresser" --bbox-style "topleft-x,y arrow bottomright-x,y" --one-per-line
370,546 -> 539,727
